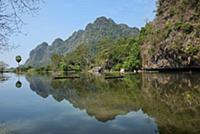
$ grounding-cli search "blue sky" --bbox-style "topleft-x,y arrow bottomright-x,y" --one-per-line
0,0 -> 156,67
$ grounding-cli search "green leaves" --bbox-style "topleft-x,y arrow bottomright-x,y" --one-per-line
123,41 -> 141,70
51,54 -> 63,71
15,55 -> 22,63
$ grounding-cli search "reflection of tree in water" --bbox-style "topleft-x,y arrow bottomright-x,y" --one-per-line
15,75 -> 22,88
26,74 -> 142,122
15,81 -> 22,88
141,73 -> 200,134
0,73 -> 9,83
26,73 -> 200,134
0,122 -> 11,134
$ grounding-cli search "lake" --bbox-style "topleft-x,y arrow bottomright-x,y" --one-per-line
0,73 -> 200,134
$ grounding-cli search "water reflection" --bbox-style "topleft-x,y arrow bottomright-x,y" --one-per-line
25,73 -> 200,134
141,73 -> 200,134
15,74 -> 23,88
15,81 -> 22,88
0,73 -> 9,83
26,74 -> 142,122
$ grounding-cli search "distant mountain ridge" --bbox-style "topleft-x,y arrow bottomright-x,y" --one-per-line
25,17 -> 139,67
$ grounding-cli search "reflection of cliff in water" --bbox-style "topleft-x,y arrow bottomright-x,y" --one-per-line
141,73 -> 200,134
26,73 -> 200,134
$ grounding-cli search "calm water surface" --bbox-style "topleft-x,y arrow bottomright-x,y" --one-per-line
0,73 -> 200,134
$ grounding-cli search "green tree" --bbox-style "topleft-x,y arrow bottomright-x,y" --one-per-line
16,55 -> 22,67
63,44 -> 92,71
51,54 -> 62,71
123,41 -> 141,71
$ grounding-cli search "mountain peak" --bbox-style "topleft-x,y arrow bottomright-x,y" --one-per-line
36,42 -> 48,49
85,17 -> 116,31
50,38 -> 64,50
94,16 -> 115,25
53,38 -> 64,43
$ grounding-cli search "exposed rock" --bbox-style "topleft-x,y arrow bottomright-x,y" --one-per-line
141,0 -> 200,69
25,42 -> 51,67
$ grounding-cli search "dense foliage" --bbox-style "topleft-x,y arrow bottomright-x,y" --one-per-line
47,37 -> 142,72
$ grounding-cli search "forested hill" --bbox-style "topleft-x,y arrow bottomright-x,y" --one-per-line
25,17 -> 139,67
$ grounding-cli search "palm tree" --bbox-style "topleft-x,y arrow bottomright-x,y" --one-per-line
16,56 -> 22,72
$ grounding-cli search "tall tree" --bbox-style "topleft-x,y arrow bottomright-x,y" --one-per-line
16,55 -> 22,67
0,0 -> 41,50
51,54 -> 62,71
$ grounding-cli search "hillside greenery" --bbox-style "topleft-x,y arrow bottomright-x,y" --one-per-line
47,37 -> 142,72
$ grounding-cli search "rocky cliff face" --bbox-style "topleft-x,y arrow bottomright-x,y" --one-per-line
25,17 -> 139,67
141,0 -> 200,69
25,42 -> 51,67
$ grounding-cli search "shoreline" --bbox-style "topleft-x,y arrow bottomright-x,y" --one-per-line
3,67 -> 200,75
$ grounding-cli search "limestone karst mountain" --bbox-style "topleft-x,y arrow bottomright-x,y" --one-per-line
25,17 -> 139,67
141,0 -> 200,69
